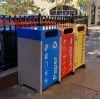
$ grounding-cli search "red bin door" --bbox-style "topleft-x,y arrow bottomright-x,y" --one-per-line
61,29 -> 74,78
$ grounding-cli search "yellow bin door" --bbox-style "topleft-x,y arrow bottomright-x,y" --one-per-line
74,24 -> 86,72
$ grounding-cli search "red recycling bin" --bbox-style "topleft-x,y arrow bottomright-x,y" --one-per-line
61,28 -> 74,78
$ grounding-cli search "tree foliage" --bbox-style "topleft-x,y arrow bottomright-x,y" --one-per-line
77,0 -> 91,15
77,0 -> 90,12
77,0 -> 90,6
1,0 -> 40,15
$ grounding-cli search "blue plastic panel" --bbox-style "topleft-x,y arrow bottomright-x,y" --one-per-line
42,30 -> 60,90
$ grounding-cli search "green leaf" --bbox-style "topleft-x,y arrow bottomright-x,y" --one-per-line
1,0 -> 42,15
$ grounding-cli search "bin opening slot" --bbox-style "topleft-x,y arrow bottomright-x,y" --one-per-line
45,30 -> 58,38
64,28 -> 73,34
78,26 -> 85,32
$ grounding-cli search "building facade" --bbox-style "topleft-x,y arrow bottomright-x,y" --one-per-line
34,0 -> 100,25
90,0 -> 100,25
32,0 -> 78,15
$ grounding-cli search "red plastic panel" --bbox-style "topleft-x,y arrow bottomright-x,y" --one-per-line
61,29 -> 74,78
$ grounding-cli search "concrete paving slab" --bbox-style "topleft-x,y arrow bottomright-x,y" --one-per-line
69,62 -> 100,92
0,80 -> 97,99
0,85 -> 35,99
0,67 -> 18,90
94,92 -> 100,99
41,81 -> 97,99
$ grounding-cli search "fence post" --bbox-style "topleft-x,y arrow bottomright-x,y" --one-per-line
14,15 -> 16,31
9,15 -> 11,31
3,15 -> 6,31
37,13 -> 42,30
71,14 -> 74,23
38,13 -> 42,26
85,14 -> 89,35
55,16 -> 57,28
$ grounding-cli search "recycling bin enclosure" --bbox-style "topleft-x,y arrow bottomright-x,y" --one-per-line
17,27 -> 60,93
0,28 -> 17,70
60,28 -> 74,79
73,24 -> 86,72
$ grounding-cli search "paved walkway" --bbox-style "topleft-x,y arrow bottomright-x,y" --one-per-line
88,25 -> 100,35
0,26 -> 100,99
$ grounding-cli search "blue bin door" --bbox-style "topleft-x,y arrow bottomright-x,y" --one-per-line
42,31 -> 60,90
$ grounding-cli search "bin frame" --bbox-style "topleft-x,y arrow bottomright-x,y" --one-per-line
73,24 -> 86,72
17,28 -> 61,94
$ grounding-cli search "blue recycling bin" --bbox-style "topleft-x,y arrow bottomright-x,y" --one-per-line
17,27 -> 60,93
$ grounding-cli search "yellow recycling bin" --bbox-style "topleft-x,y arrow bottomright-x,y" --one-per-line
73,24 -> 86,72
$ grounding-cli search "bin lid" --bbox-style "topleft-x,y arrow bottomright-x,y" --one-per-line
17,27 -> 60,41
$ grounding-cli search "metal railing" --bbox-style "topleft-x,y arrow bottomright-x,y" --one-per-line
0,14 -> 88,32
